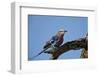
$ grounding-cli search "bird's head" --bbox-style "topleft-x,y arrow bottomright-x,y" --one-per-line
58,29 -> 67,35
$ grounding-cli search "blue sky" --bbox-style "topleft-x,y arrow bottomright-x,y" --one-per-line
28,15 -> 88,61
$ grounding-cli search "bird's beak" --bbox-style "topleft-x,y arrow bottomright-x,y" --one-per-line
64,30 -> 67,32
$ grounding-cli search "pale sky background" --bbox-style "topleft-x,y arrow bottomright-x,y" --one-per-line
28,15 -> 88,61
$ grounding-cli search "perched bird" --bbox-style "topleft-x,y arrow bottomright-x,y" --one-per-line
32,29 -> 67,59
44,29 -> 67,49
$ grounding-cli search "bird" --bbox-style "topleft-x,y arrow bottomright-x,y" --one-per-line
44,29 -> 67,50
32,29 -> 67,59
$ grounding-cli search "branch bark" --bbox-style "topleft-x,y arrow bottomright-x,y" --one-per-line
44,37 -> 88,60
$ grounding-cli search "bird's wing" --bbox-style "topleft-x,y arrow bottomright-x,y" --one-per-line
43,36 -> 57,49
43,42 -> 51,49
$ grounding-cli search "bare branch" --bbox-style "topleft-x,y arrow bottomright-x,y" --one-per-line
44,37 -> 88,59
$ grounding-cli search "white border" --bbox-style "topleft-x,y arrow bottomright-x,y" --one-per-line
11,2 -> 97,74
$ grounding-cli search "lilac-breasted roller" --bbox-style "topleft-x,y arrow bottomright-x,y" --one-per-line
32,29 -> 67,59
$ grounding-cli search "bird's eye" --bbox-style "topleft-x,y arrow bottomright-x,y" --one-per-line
59,31 -> 63,32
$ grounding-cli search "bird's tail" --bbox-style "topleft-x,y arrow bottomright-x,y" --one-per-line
30,50 -> 45,60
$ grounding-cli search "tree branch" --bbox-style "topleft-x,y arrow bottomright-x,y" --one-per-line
44,37 -> 88,60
